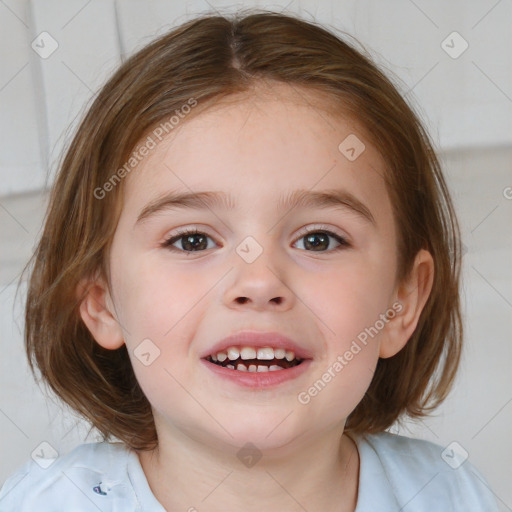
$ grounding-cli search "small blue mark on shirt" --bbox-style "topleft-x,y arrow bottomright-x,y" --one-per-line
93,482 -> 108,495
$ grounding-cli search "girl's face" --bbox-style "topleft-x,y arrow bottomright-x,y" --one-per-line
98,84 -> 408,452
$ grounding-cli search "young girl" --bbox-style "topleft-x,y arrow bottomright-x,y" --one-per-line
0,9 -> 499,511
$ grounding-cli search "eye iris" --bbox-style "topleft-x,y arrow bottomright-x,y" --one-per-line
305,232 -> 329,251
182,234 -> 207,251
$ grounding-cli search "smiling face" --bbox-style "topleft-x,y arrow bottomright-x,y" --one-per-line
80,82 -> 429,454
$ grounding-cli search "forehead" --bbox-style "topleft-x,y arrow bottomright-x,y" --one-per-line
121,83 -> 388,219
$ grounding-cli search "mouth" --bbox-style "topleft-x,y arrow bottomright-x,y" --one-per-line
205,346 -> 304,372
200,331 -> 313,387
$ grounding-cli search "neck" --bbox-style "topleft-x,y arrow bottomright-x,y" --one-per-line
137,425 -> 359,512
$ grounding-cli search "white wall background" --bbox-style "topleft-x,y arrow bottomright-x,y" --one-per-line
0,0 -> 511,509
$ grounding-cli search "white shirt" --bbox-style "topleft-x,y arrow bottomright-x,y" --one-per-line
0,432 -> 499,511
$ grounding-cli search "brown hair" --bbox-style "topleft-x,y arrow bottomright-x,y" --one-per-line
23,9 -> 462,450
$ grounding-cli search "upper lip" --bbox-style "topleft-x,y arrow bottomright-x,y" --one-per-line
201,331 -> 313,360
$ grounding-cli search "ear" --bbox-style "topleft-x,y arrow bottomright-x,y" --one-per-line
76,275 -> 125,350
379,249 -> 434,359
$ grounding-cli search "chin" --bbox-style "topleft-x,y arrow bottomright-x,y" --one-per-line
203,409 -> 318,455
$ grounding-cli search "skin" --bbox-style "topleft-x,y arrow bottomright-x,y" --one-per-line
80,82 -> 434,511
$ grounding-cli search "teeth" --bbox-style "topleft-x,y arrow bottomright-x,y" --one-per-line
285,350 -> 295,361
216,361 -> 288,372
227,347 -> 240,360
257,347 -> 274,360
274,348 -> 286,359
240,347 -> 256,360
211,346 -> 301,364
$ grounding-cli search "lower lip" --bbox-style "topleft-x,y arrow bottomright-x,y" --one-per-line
201,359 -> 312,388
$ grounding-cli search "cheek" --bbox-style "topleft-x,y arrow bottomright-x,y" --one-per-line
111,255 -> 206,343
109,257 -> 206,400
308,260 -> 394,342
295,258 -> 393,414
116,274 -> 203,418
297,343 -> 378,422
299,331 -> 379,421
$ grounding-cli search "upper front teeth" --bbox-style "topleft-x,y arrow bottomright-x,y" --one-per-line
257,347 -> 274,360
240,347 -> 256,360
227,347 -> 240,360
212,346 -> 298,361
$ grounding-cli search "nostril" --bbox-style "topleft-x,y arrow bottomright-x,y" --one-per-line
234,296 -> 284,305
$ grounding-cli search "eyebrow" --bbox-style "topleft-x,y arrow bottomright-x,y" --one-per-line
136,188 -> 375,225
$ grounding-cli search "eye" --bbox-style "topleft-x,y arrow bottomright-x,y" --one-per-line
293,226 -> 350,252
161,226 -> 350,254
162,228 -> 217,252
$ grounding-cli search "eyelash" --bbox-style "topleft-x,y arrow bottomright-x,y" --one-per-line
161,225 -> 350,253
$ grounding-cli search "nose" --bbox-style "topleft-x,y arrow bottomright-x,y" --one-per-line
224,241 -> 295,312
